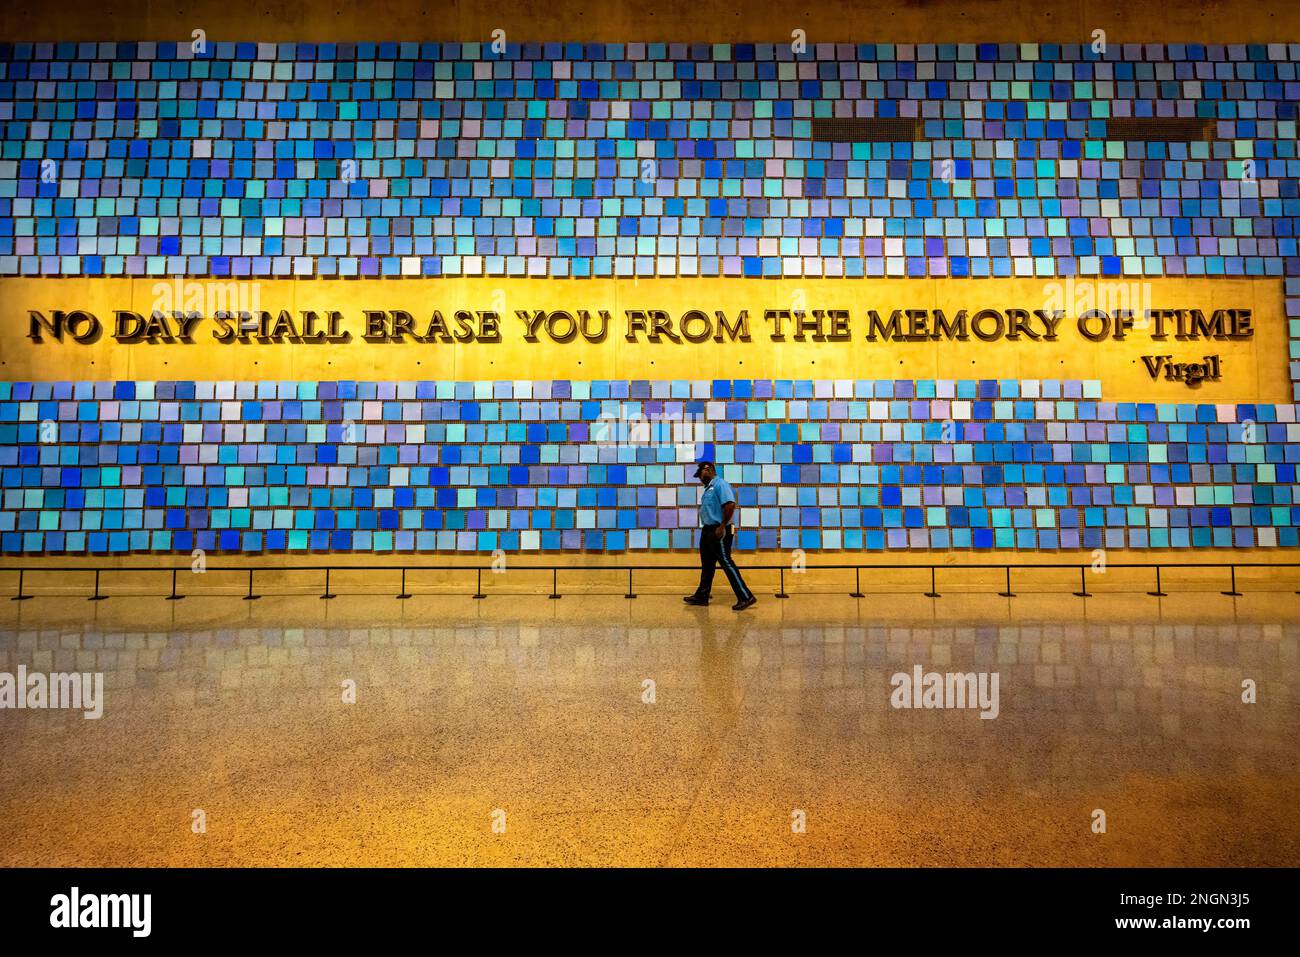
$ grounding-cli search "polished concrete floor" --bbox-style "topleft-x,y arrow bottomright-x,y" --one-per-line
0,581 -> 1297,867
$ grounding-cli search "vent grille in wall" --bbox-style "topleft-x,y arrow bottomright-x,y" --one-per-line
1103,117 -> 1217,141
810,117 -> 923,142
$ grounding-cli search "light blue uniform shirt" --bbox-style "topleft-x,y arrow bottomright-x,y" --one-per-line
699,477 -> 736,526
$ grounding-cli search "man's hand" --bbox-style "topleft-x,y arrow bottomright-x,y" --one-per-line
714,525 -> 725,539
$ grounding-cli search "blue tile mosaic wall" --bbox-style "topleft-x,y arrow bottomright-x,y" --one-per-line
2,378 -> 1298,554
1,40 -> 1298,281
3,39 -> 1300,553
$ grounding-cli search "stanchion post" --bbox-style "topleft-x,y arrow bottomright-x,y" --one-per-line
88,568 -> 109,601
1072,565 -> 1091,598
625,567 -> 636,599
1222,564 -> 1242,597
166,567 -> 185,601
243,568 -> 261,601
775,566 -> 789,599
1147,565 -> 1167,597
997,565 -> 1015,598
849,566 -> 864,599
11,568 -> 31,601
924,566 -> 940,599
473,567 -> 487,599
320,566 -> 336,600
396,567 -> 411,600
548,567 -> 561,599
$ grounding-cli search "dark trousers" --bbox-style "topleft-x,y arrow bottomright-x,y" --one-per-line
693,523 -> 754,602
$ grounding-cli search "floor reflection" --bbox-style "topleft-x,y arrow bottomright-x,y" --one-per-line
0,593 -> 1296,866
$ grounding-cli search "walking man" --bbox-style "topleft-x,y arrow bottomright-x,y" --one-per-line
683,460 -> 757,611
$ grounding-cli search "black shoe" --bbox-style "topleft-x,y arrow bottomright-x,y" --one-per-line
732,596 -> 757,611
683,595 -> 709,606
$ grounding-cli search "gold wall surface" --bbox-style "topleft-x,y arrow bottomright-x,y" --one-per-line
1,277 -> 1289,404
1,0 -> 1298,43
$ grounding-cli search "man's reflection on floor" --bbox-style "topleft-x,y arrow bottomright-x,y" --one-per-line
694,610 -> 745,723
